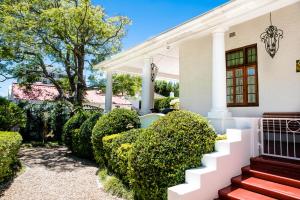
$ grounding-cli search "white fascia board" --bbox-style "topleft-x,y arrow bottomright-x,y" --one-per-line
95,0 -> 300,71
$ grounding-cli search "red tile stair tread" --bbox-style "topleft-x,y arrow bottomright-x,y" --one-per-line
227,188 -> 277,200
232,176 -> 300,199
242,166 -> 300,189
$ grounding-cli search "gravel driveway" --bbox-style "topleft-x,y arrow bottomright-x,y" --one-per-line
1,147 -> 122,200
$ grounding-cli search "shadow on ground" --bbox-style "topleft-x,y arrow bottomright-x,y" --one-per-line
20,147 -> 97,173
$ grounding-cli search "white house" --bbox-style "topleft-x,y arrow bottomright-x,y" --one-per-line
95,0 -> 300,199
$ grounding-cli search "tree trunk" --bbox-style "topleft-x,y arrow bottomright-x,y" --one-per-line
75,46 -> 86,107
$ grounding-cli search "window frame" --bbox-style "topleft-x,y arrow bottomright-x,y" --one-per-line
226,44 -> 259,107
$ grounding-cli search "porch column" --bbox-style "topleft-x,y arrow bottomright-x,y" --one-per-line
141,57 -> 155,115
105,70 -> 113,113
208,27 -> 232,118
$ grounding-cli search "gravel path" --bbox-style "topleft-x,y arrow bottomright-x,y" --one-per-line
1,147 -> 122,200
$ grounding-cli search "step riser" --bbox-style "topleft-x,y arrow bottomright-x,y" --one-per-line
250,163 -> 300,180
218,157 -> 300,200
250,157 -> 300,180
232,178 -> 300,200
242,167 -> 300,189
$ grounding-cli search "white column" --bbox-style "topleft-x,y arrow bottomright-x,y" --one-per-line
105,71 -> 113,113
141,57 -> 155,115
208,27 -> 232,118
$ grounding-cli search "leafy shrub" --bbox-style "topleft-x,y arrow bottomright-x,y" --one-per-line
0,131 -> 22,182
216,134 -> 227,141
129,110 -> 217,199
72,112 -> 102,159
154,97 -> 175,111
49,102 -> 72,142
103,129 -> 141,184
0,98 -> 26,131
19,101 -> 71,142
62,110 -> 91,150
92,108 -> 140,166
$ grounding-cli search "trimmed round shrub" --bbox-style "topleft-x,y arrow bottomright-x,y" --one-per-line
0,131 -> 22,182
72,112 -> 102,159
92,108 -> 140,166
62,111 -> 91,150
103,129 -> 141,184
129,110 -> 217,200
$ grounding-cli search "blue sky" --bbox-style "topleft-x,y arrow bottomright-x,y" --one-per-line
0,0 -> 227,97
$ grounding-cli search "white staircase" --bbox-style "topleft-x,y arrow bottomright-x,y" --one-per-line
168,129 -> 253,200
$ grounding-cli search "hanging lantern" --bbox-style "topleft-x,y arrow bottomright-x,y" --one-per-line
151,63 -> 158,82
260,13 -> 283,58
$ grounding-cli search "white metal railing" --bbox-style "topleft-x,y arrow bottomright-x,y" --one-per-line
260,118 -> 300,160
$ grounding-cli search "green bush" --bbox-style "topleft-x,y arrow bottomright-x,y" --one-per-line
0,131 -> 22,182
129,110 -> 217,200
62,110 -> 91,150
154,97 -> 175,111
19,101 -> 71,142
92,108 -> 140,166
72,112 -> 102,159
0,98 -> 26,131
103,129 -> 141,184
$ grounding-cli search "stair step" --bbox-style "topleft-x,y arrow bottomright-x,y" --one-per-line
218,185 -> 276,200
242,166 -> 300,189
232,175 -> 300,200
250,156 -> 300,180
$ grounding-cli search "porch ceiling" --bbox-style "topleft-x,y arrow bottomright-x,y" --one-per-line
111,46 -> 179,80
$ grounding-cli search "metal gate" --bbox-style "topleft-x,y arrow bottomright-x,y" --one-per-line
260,118 -> 300,160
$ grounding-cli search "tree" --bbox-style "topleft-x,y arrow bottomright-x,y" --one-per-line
154,80 -> 179,97
112,74 -> 141,96
0,0 -> 130,107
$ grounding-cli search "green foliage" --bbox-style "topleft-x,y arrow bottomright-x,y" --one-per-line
154,97 -> 175,111
91,108 -> 140,166
0,0 -> 130,106
103,129 -> 140,184
19,101 -> 71,142
0,97 -> 26,131
129,111 -> 217,199
216,134 -> 227,141
154,80 -> 179,97
62,110 -> 91,150
50,102 -> 72,142
72,112 -> 102,159
0,131 -> 22,183
112,74 -> 142,96
98,169 -> 134,200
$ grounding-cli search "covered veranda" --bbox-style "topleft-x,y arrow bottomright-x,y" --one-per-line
94,42 -> 180,115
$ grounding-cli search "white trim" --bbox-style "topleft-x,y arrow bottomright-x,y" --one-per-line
95,0 -> 300,71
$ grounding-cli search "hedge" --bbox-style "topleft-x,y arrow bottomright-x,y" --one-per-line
92,108 -> 140,167
62,111 -> 91,150
72,112 -> 102,159
154,97 -> 175,111
129,110 -> 217,199
0,131 -> 22,182
103,129 -> 141,184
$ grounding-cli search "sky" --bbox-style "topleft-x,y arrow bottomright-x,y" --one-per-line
0,0 -> 228,97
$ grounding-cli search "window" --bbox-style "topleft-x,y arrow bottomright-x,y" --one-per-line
226,44 -> 258,107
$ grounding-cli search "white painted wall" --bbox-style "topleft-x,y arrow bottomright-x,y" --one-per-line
179,36 -> 212,115
179,2 -> 300,118
168,129 -> 253,200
